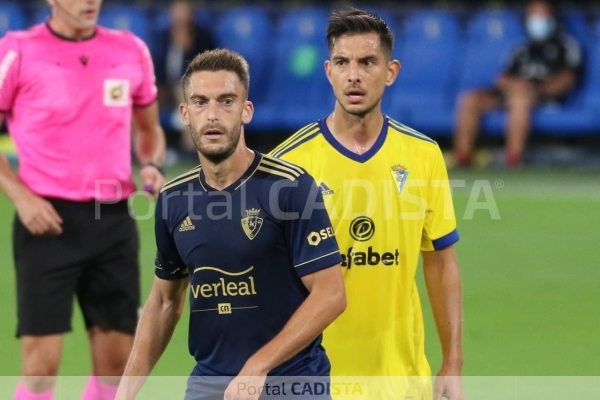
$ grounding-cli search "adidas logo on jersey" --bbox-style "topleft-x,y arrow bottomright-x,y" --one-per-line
319,182 -> 334,196
179,216 -> 196,232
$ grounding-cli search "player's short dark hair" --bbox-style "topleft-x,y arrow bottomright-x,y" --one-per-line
181,48 -> 250,100
326,8 -> 394,59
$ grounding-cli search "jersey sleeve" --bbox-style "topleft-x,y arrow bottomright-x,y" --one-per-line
421,145 -> 460,252
0,33 -> 21,113
130,35 -> 158,107
283,173 -> 342,277
154,192 -> 188,280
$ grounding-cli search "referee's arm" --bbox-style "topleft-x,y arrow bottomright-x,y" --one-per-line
0,114 -> 63,235
132,101 -> 167,197
116,276 -> 188,400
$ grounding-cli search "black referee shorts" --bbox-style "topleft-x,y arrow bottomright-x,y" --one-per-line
13,198 -> 140,337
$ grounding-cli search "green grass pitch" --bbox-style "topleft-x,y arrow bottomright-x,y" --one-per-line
0,165 -> 598,381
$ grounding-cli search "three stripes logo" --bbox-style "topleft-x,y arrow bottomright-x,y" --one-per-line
319,182 -> 334,196
179,216 -> 196,232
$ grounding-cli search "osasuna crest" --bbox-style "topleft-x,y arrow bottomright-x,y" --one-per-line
241,208 -> 263,240
390,164 -> 409,194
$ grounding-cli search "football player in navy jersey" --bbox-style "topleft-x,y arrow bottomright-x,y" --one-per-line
116,49 -> 346,400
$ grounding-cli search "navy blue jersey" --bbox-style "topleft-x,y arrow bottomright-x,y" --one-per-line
154,152 -> 342,378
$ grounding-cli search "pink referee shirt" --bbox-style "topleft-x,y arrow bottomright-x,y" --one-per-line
0,23 -> 157,201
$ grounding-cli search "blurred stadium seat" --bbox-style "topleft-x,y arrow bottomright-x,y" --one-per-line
0,2 -> 26,36
98,5 -> 152,51
215,7 -> 272,108
252,7 -> 333,132
390,10 -> 463,135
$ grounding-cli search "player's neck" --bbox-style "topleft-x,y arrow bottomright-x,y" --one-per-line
48,17 -> 95,41
199,145 -> 255,191
326,106 -> 384,155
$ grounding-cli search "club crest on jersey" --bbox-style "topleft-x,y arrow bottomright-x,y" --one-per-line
103,79 -> 130,107
390,164 -> 409,194
241,208 -> 263,240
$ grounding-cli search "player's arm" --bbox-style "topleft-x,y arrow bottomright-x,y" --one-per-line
116,276 -> 188,400
132,102 -> 167,197
249,264 -> 344,374
421,146 -> 464,400
423,246 -> 464,400
225,264 -> 346,400
0,114 -> 63,236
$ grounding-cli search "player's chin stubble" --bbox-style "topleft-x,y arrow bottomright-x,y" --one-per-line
189,122 -> 242,164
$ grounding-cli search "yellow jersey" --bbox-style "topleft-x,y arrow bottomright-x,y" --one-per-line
271,116 -> 459,382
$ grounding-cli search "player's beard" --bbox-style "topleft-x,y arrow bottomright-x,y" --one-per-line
189,120 -> 243,164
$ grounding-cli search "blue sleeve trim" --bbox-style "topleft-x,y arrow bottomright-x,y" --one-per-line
432,229 -> 460,251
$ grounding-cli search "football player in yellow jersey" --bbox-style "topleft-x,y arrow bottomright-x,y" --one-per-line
270,9 -> 464,400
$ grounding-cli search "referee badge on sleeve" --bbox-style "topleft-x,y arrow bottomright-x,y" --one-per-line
104,79 -> 130,107
391,164 -> 409,194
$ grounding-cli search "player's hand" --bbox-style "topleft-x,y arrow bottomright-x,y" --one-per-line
224,363 -> 267,400
15,191 -> 63,236
139,163 -> 165,199
433,365 -> 464,400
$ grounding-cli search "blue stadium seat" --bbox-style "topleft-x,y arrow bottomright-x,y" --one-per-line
215,7 -> 272,107
253,8 -> 332,132
388,10 -> 463,136
561,9 -> 589,47
98,5 -> 152,49
461,10 -> 525,90
0,3 -> 27,36
32,6 -> 51,25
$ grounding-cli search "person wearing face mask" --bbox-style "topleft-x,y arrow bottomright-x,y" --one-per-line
454,0 -> 582,167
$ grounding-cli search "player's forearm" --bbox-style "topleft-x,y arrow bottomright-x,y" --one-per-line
245,275 -> 346,374
118,285 -> 185,398
423,247 -> 463,370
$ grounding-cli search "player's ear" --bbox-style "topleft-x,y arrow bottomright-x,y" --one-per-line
324,60 -> 332,84
179,102 -> 190,126
242,100 -> 254,125
386,59 -> 401,87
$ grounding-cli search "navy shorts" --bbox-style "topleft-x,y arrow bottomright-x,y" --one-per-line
13,198 -> 140,336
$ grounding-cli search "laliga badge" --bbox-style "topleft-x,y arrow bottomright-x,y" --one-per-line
390,164 -> 408,194
104,79 -> 130,107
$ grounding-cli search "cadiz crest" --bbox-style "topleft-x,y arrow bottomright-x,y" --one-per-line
241,208 -> 263,240
390,164 -> 409,194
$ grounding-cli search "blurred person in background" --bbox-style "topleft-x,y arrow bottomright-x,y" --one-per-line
454,0 -> 582,167
154,0 -> 217,162
0,0 -> 166,399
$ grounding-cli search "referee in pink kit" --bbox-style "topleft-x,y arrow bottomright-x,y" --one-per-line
0,0 -> 166,399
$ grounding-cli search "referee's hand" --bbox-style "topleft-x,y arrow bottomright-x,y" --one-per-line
16,191 -> 63,236
140,163 -> 165,199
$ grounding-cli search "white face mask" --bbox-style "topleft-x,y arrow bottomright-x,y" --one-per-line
526,15 -> 556,40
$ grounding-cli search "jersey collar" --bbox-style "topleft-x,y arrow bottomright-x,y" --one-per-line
318,115 -> 388,163
199,151 -> 262,193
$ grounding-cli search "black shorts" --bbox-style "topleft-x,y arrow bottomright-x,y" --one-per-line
13,198 -> 140,337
